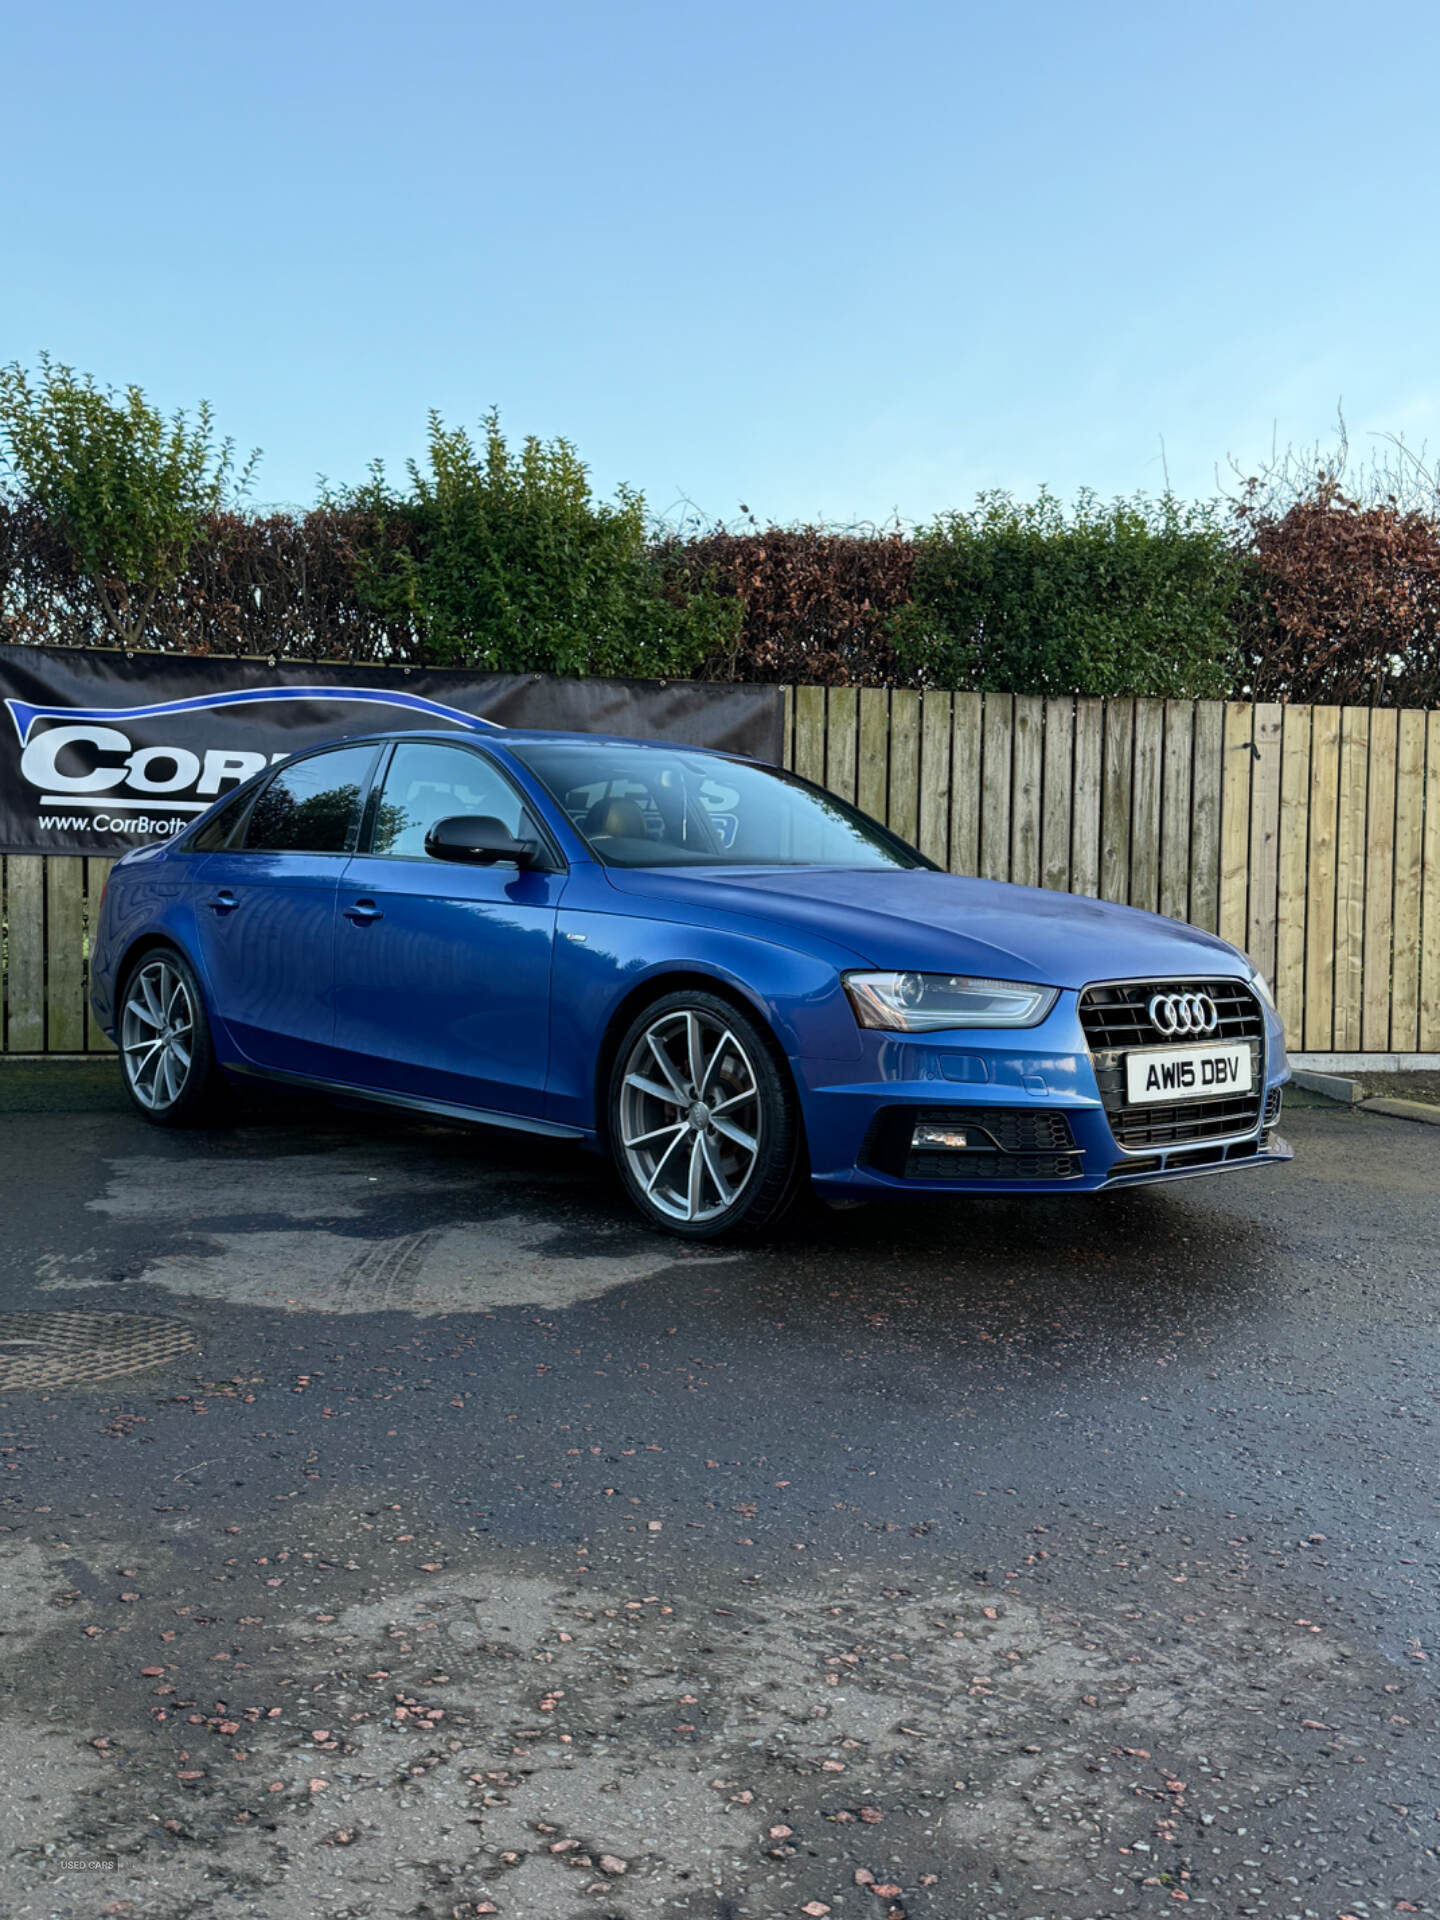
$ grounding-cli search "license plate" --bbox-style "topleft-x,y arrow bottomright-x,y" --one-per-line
1125,1042 -> 1252,1105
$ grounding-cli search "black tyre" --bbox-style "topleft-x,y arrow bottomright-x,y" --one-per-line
608,989 -> 805,1239
117,945 -> 230,1127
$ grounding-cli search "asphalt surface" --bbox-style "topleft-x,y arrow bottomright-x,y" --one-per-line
1,1063 -> 1437,1920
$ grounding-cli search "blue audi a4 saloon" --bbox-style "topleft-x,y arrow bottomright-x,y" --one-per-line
91,728 -> 1292,1238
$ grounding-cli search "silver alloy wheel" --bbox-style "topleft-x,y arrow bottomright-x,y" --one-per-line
121,958 -> 196,1112
618,1008 -> 761,1223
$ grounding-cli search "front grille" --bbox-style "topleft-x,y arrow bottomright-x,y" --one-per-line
864,1106 -> 1082,1182
1078,978 -> 1264,1050
1080,978 -> 1265,1151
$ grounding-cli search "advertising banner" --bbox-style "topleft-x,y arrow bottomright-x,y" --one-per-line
0,646 -> 786,855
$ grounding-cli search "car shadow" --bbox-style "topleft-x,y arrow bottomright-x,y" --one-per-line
49,1072 -> 1289,1370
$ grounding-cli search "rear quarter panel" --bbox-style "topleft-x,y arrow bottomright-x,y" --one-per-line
90,846 -> 208,1039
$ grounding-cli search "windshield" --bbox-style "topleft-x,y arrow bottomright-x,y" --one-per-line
509,742 -> 930,870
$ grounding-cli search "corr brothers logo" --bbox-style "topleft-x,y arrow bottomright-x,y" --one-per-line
5,685 -> 498,835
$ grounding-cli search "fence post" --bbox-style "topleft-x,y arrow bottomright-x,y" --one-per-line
948,693 -> 982,877
1188,702 -> 1224,932
1391,711 -> 1426,1053
980,695 -> 1014,882
918,693 -> 951,868
1041,697 -> 1074,894
1246,703 -> 1284,988
857,689 -> 889,821
1218,703 -> 1253,951
1070,700 -> 1103,898
1130,699 -> 1164,913
46,859 -> 87,1052
1421,712 -> 1440,1050
1274,706 -> 1312,1038
1333,708 -> 1371,1052
86,858 -> 117,1051
793,686 -> 826,785
887,690 -> 921,846
1303,706 -> 1341,1052
1101,699 -> 1134,906
826,687 -> 858,804
1010,695 -> 1043,888
1361,708 -> 1399,1052
5,857 -> 46,1052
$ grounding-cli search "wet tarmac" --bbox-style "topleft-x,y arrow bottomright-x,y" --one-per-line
1,1064 -> 1436,1918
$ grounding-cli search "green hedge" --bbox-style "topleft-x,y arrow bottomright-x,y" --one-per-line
892,489 -> 1242,699
325,412 -> 738,679
4,354 -> 1438,704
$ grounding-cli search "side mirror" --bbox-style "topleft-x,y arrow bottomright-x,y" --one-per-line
425,814 -> 542,868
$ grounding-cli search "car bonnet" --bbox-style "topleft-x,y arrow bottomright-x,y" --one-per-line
599,865 -> 1247,989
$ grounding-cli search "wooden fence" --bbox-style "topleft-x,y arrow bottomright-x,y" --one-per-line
2,692 -> 1438,1054
2,855 -> 116,1055
780,690 -> 1440,1055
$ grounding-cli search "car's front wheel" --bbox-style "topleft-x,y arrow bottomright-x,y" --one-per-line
117,946 -> 229,1126
609,990 -> 804,1239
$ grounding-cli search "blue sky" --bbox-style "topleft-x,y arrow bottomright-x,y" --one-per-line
5,0 -> 1439,527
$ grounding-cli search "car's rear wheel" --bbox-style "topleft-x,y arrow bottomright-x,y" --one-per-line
609,989 -> 804,1239
118,947 -> 228,1126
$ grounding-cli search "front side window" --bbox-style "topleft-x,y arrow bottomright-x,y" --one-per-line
244,745 -> 378,854
368,741 -> 527,858
510,742 -> 928,870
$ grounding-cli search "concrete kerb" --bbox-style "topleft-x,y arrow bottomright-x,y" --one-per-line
1288,1069 -> 1440,1125
1359,1095 -> 1440,1127
1291,1069 -> 1365,1104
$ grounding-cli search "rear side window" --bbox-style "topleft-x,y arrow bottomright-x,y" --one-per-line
244,746 -> 378,854
190,787 -> 257,852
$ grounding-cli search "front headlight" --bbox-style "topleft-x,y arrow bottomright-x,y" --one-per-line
843,971 -> 1059,1032
1250,970 -> 1277,1010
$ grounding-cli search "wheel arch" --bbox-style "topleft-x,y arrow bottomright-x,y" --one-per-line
591,968 -> 803,1156
111,931 -> 224,1053
114,930 -> 199,1001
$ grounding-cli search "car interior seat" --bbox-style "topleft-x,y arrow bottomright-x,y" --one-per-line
583,795 -> 650,841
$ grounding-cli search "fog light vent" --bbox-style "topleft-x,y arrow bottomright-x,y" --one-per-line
862,1105 -> 1079,1180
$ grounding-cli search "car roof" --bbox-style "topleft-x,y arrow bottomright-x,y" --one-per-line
327,726 -> 757,759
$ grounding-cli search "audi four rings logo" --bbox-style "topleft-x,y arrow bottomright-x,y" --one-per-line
1148,991 -> 1219,1037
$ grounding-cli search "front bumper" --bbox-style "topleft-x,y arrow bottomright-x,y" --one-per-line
798,988 -> 1291,1199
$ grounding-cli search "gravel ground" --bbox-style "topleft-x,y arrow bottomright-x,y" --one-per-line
0,1064 -> 1437,1919
1358,1071 -> 1440,1107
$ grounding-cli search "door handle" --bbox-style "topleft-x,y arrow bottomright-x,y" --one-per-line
343,899 -> 384,924
205,890 -> 239,915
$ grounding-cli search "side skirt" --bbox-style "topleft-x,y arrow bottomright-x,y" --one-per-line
223,1062 -> 592,1143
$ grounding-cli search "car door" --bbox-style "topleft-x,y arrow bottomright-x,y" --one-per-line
331,738 -> 565,1117
191,742 -> 380,1074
